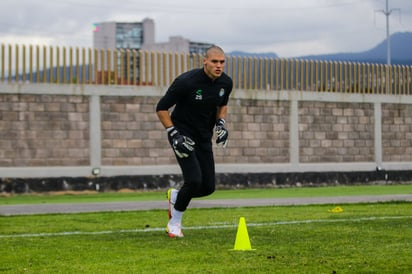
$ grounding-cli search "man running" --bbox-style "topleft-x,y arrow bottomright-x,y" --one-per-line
156,45 -> 233,237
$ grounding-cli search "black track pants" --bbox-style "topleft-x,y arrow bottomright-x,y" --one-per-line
174,141 -> 215,212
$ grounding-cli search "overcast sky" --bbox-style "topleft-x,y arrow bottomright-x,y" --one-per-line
0,0 -> 411,58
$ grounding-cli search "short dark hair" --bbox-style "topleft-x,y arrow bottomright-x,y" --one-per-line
205,45 -> 225,58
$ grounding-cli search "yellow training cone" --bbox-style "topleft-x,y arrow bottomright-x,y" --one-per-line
232,217 -> 255,251
328,206 -> 344,213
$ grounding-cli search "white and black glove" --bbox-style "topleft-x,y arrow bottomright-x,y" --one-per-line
215,118 -> 228,148
167,126 -> 195,158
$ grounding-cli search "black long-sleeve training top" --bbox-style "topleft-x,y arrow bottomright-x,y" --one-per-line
156,68 -> 233,141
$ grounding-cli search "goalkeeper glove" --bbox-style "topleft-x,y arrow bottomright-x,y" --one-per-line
167,126 -> 195,158
215,118 -> 228,148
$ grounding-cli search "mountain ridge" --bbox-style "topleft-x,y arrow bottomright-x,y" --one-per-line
229,32 -> 412,65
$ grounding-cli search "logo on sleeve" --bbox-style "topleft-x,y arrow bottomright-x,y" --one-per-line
195,89 -> 203,100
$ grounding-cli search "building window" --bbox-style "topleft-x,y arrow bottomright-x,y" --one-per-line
115,23 -> 143,49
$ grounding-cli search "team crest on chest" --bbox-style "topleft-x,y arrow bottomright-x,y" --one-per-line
219,88 -> 225,97
195,89 -> 203,100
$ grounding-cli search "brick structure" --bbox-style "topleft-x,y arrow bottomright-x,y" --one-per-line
100,96 -> 163,166
100,96 -> 290,165
1,85 -> 412,192
216,99 -> 290,164
299,102 -> 374,163
0,94 -> 89,167
382,104 -> 412,161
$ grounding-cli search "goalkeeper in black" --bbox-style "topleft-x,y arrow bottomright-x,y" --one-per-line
156,45 -> 233,238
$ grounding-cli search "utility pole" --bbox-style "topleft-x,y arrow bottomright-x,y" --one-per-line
384,0 -> 391,65
376,0 -> 400,65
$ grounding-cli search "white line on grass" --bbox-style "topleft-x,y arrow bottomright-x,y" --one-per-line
1,215 -> 411,239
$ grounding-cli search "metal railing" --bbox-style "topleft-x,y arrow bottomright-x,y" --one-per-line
1,43 -> 411,94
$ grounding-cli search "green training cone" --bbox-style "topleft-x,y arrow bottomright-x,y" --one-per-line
232,217 -> 255,251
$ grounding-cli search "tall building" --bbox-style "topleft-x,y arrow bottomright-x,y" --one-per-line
92,18 -> 213,84
93,18 -> 212,54
93,19 -> 155,83
93,18 -> 155,50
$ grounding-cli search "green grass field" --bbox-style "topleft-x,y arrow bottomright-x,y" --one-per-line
1,184 -> 412,205
1,185 -> 412,273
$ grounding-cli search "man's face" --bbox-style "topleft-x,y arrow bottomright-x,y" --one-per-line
203,50 -> 225,80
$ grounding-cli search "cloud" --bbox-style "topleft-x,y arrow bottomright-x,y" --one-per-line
0,0 -> 411,57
